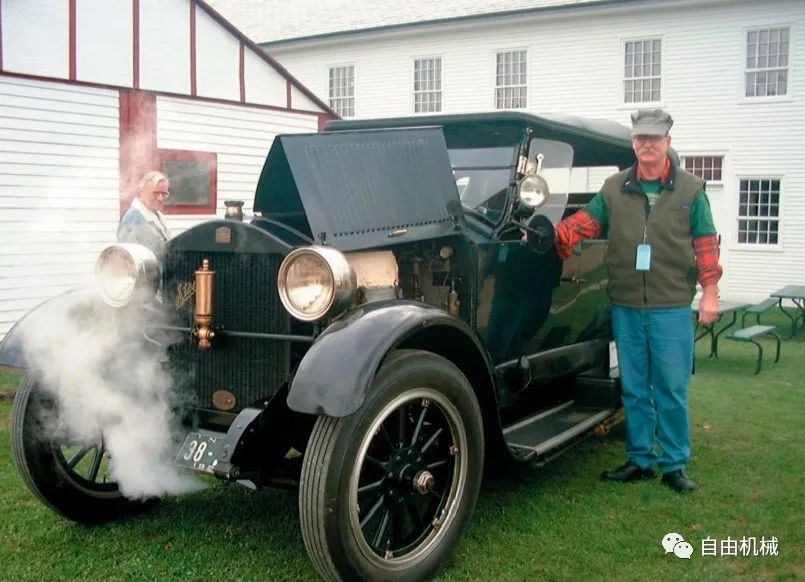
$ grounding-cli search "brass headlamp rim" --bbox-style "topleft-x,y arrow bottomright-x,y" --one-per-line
277,246 -> 356,322
94,243 -> 159,307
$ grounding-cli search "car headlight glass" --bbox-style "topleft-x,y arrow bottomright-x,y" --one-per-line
278,247 -> 355,322
95,244 -> 159,307
517,175 -> 550,208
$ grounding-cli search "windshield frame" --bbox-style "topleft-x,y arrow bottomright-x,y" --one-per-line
447,143 -> 521,229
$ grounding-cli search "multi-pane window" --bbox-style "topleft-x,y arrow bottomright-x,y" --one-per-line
413,57 -> 442,113
624,39 -> 661,103
683,156 -> 724,182
495,50 -> 527,109
328,65 -> 355,117
745,27 -> 789,97
737,179 -> 780,244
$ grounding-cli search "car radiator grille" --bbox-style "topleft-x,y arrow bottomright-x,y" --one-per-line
162,251 -> 290,413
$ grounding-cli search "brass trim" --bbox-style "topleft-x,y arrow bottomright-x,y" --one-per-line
193,259 -> 215,349
448,289 -> 460,317
277,246 -> 356,322
211,389 -> 237,411
594,409 -> 626,437
215,226 -> 232,244
176,281 -> 195,309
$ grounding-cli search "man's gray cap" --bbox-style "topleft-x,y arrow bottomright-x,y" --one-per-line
631,108 -> 673,136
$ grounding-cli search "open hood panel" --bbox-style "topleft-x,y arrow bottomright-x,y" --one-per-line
254,127 -> 464,251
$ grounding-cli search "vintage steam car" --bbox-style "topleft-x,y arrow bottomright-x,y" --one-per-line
1,112 -> 636,581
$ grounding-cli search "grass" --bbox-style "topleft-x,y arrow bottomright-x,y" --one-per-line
0,309 -> 803,580
0,366 -> 23,397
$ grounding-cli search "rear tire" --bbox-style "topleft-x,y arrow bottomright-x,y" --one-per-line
11,375 -> 154,524
299,350 -> 484,581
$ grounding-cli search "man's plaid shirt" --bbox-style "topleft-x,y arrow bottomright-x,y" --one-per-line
555,211 -> 722,288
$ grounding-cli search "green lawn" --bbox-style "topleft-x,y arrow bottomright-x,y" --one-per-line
0,310 -> 802,580
0,366 -> 23,393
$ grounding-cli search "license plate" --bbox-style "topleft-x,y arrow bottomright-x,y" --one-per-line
176,431 -> 223,474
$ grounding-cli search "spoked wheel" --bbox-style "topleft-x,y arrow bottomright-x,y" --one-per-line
300,350 -> 484,581
11,375 -> 154,524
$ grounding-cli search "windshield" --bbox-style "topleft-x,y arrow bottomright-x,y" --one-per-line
448,146 -> 518,224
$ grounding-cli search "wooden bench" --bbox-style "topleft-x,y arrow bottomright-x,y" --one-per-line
725,325 -> 781,375
741,298 -> 778,327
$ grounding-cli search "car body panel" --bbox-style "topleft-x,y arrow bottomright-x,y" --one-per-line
287,300 -> 495,417
0,288 -> 99,369
254,127 -> 465,251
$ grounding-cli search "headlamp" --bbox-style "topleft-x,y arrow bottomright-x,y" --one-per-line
95,244 -> 159,307
517,175 -> 550,208
277,246 -> 356,322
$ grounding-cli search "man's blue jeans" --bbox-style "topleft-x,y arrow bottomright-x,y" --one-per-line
611,304 -> 694,473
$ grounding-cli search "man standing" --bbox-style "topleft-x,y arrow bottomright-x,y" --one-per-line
555,109 -> 722,493
118,171 -> 172,257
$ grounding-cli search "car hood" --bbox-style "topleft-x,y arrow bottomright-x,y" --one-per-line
253,127 -> 464,251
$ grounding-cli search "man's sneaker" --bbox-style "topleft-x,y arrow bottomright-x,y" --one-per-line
661,469 -> 696,493
601,461 -> 656,482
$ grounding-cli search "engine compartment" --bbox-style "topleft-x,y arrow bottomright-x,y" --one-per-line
348,236 -> 471,321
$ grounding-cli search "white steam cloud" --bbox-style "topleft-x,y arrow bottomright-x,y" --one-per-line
19,290 -> 204,499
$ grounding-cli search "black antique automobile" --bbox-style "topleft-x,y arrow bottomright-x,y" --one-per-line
2,112 -> 637,581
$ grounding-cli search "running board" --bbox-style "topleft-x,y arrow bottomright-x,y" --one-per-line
503,402 -> 615,464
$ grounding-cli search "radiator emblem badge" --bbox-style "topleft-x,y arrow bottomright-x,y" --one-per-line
176,282 -> 195,309
212,390 -> 237,411
215,227 -> 232,244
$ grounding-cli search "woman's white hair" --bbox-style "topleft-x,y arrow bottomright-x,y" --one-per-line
138,170 -> 169,189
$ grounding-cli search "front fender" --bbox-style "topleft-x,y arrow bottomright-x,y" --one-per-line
0,288 -> 100,369
287,300 -> 493,417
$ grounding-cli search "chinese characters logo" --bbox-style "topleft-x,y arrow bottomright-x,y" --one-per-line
701,536 -> 779,557
662,533 -> 780,559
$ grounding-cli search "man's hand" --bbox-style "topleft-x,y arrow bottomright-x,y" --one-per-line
698,285 -> 719,324
554,222 -> 574,259
553,210 -> 602,261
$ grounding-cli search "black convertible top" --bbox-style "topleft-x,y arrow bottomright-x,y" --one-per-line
326,111 -> 640,168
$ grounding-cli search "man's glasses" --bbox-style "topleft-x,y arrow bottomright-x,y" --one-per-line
153,190 -> 170,199
633,135 -> 667,144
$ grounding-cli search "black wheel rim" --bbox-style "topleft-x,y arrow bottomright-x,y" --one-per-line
54,444 -> 117,493
32,393 -> 120,496
349,388 -> 468,565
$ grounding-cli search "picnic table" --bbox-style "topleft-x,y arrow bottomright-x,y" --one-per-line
692,299 -> 751,358
770,285 -> 805,339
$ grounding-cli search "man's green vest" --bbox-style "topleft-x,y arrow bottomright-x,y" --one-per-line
601,164 -> 704,308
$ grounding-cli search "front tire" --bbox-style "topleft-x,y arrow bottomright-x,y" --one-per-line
299,350 -> 484,581
11,375 -> 153,524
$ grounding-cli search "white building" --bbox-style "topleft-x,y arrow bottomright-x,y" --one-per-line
0,0 -> 334,340
213,0 -> 805,302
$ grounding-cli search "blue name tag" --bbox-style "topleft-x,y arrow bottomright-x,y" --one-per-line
636,244 -> 651,271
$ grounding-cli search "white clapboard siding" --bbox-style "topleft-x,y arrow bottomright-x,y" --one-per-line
76,0 -> 134,88
268,0 -> 805,302
195,5 -> 240,102
0,77 -> 119,339
138,0 -> 192,95
0,273 -> 96,291
156,95 -> 319,235
2,0 -> 329,115
0,0 -> 332,342
1,313 -> 35,337
0,252 -> 105,267
1,0 -> 70,79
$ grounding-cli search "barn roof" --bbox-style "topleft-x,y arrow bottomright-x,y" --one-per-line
207,0 -> 641,45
